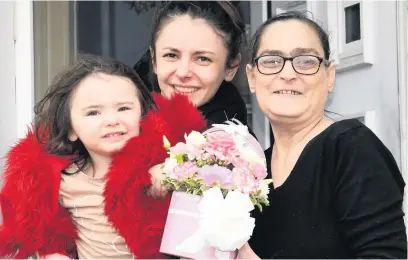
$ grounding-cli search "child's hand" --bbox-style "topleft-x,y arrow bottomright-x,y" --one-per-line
40,253 -> 71,259
147,163 -> 168,199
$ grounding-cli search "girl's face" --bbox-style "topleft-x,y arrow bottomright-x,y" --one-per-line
152,15 -> 240,107
69,73 -> 142,157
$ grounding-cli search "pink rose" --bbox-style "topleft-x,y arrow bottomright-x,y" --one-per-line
207,131 -> 236,151
205,131 -> 236,160
250,163 -> 268,180
230,156 -> 247,169
232,167 -> 259,194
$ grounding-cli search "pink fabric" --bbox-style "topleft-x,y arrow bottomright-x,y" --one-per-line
160,192 -> 237,259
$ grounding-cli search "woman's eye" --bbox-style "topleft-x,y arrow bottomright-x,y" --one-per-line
197,56 -> 212,64
86,110 -> 100,116
199,57 -> 210,61
163,53 -> 178,59
118,106 -> 131,112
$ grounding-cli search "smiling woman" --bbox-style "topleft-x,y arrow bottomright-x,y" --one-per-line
238,11 -> 407,259
135,1 -> 251,128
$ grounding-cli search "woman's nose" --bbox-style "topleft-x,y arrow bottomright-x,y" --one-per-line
175,58 -> 192,78
279,60 -> 297,81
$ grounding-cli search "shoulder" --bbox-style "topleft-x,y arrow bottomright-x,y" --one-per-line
328,119 -> 394,161
325,119 -> 405,194
3,129 -> 70,186
324,119 -> 366,141
320,119 -> 387,154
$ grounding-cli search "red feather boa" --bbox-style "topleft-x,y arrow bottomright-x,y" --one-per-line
0,94 -> 206,258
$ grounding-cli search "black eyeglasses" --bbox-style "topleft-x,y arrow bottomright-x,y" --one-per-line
253,55 -> 330,75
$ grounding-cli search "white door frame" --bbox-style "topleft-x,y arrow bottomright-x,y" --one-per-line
397,0 -> 408,177
397,0 -> 408,219
15,0 -> 35,138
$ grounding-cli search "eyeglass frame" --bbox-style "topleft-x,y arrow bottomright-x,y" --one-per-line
252,55 -> 331,76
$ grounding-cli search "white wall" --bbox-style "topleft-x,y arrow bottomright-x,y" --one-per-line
0,1 -> 17,176
327,1 -> 401,166
0,1 -> 35,177
15,0 -> 35,139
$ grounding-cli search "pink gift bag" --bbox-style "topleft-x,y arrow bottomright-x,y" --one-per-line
160,191 -> 237,259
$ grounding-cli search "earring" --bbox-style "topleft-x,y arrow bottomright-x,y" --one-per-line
68,134 -> 78,142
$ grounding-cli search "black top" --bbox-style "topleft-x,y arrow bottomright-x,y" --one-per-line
134,50 -> 249,128
249,119 -> 407,259
197,80 -> 248,127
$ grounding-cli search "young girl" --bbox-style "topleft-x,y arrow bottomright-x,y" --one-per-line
0,54 -> 206,259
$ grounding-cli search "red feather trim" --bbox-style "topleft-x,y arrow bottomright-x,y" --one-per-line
0,94 -> 206,258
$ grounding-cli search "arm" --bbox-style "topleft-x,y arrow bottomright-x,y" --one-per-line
0,195 -> 77,258
0,131 -> 77,258
104,94 -> 207,259
333,128 -> 406,258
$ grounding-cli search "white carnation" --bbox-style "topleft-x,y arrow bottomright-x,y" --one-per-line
260,179 -> 271,198
184,131 -> 206,148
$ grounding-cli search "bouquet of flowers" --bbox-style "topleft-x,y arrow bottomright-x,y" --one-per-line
159,119 -> 272,259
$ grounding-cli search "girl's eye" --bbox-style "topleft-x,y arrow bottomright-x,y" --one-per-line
86,110 -> 100,116
118,106 -> 131,112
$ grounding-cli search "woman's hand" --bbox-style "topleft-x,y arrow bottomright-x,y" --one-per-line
147,163 -> 168,199
237,242 -> 260,259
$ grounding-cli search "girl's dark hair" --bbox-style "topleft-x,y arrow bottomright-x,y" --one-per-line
150,1 -> 246,68
34,54 -> 156,173
249,11 -> 331,63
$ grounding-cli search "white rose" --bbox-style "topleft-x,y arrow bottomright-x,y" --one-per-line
163,158 -> 178,174
184,131 -> 206,148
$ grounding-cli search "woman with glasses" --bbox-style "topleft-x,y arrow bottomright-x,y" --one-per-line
237,12 -> 406,259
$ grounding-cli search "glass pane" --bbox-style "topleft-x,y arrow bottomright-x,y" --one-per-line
345,3 -> 361,43
273,1 -> 307,16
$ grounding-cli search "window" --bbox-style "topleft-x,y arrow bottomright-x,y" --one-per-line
272,1 -> 307,16
327,1 -> 375,71
345,3 -> 361,43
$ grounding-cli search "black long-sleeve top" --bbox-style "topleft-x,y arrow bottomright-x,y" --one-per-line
249,119 -> 407,259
